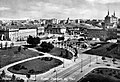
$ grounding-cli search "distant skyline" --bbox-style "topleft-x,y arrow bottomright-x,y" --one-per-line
0,0 -> 120,20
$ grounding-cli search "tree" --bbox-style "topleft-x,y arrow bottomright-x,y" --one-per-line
40,42 -> 54,52
78,38 -> 84,42
58,36 -> 64,41
59,51 -> 63,57
5,42 -> 8,49
10,42 -> 14,48
27,35 -> 33,44
28,69 -> 35,74
18,46 -> 21,52
27,35 -> 40,45
0,43 -> 3,49
11,74 -> 16,81
101,56 -> 106,62
112,58 -> 116,64
26,74 -> 31,82
81,43 -> 87,49
1,70 -> 5,77
74,48 -> 78,57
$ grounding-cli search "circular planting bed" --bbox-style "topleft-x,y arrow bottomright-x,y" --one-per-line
8,57 -> 63,75
78,68 -> 120,82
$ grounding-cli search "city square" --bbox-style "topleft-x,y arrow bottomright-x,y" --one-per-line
0,0 -> 120,82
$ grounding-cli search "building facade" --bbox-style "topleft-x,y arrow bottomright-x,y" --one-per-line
18,28 -> 37,41
0,28 -> 37,41
87,28 -> 108,41
37,26 -> 45,35
117,24 -> 120,43
104,10 -> 118,26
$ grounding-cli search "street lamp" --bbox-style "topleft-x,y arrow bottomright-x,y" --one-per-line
57,42 -> 58,47
81,59 -> 83,72
89,56 -> 91,67
63,58 -> 65,68
54,69 -> 57,82
62,41 -> 64,48
34,73 -> 36,81
60,51 -> 65,68
80,52 -> 83,72
96,55 -> 98,64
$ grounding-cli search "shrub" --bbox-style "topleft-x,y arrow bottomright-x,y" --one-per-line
102,56 -> 106,61
13,64 -> 21,71
58,37 -> 64,41
39,53 -> 44,56
23,47 -> 28,50
26,74 -> 31,79
78,38 -> 84,41
14,51 -> 18,54
21,66 -> 27,70
28,69 -> 35,74
36,47 -> 50,52
40,42 -> 54,52
41,57 -> 53,61
81,44 -> 87,48
1,70 -> 5,77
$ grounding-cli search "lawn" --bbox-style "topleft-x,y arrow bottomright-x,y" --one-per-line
8,57 -> 63,75
78,68 -> 120,82
49,47 -> 73,59
0,46 -> 43,68
83,43 -> 120,59
23,44 -> 73,59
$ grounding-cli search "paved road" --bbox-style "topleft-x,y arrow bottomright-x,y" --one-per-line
42,56 -> 96,82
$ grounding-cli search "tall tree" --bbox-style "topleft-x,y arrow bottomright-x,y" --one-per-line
1,70 -> 5,77
11,74 -> 16,81
0,43 -> 2,49
27,35 -> 40,45
26,74 -> 31,82
5,42 -> 8,49
18,46 -> 21,52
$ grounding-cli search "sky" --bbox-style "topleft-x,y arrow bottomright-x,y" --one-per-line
0,0 -> 120,20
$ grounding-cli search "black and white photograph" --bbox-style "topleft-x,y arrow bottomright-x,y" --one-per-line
0,0 -> 120,82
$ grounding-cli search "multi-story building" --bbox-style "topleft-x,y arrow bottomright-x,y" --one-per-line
87,26 -> 117,41
117,24 -> 120,43
87,27 -> 107,41
18,28 -> 37,41
104,10 -> 118,26
37,26 -> 45,35
45,24 -> 61,34
0,26 -> 37,41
